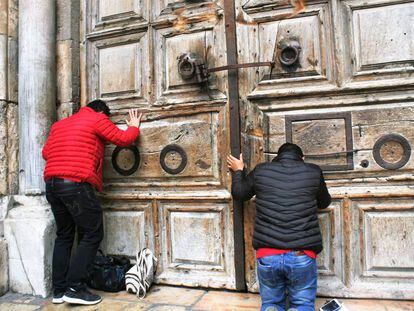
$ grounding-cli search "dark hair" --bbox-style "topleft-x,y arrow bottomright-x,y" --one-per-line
87,99 -> 110,116
277,143 -> 304,158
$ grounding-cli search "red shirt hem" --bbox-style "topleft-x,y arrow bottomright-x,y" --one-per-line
256,248 -> 317,259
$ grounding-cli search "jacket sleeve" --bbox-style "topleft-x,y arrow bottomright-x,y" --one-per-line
95,115 -> 139,147
317,171 -> 331,209
231,168 -> 255,202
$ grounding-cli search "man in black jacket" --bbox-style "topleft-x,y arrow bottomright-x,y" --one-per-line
227,143 -> 331,311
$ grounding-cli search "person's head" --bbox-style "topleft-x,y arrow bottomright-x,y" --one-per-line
277,143 -> 304,158
87,99 -> 110,116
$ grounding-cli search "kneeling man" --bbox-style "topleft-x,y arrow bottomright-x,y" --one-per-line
227,143 -> 331,311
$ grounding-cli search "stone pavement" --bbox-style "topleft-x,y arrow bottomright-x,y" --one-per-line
0,285 -> 413,311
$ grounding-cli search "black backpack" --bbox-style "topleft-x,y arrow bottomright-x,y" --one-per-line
86,250 -> 132,292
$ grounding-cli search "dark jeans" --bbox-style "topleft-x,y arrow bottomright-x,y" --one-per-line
46,178 -> 104,294
257,252 -> 317,311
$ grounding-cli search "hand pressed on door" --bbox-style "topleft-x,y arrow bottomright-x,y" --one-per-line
227,154 -> 245,172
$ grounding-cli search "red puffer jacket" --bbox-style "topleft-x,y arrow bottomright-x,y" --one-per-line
42,107 -> 139,191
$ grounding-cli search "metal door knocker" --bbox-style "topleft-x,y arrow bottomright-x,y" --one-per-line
177,53 -> 208,83
111,145 -> 140,176
160,144 -> 188,175
278,40 -> 301,67
373,134 -> 411,170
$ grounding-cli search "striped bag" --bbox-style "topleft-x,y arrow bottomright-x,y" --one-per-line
125,248 -> 158,299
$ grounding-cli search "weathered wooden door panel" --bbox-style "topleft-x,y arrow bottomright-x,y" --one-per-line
236,0 -> 414,299
347,198 -> 414,298
340,0 -> 414,88
81,0 -> 238,289
102,200 -> 154,257
157,201 -> 235,288
237,0 -> 337,99
153,21 -> 227,105
103,112 -> 223,184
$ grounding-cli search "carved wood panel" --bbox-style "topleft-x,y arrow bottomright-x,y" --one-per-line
347,198 -> 414,298
156,201 -> 235,288
103,111 -> 224,186
86,0 -> 148,33
340,0 -> 414,88
237,0 -> 336,99
102,200 -> 154,257
86,32 -> 150,108
153,24 -> 227,105
285,113 -> 353,171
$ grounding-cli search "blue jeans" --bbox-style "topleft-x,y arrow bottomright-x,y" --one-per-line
257,252 -> 317,311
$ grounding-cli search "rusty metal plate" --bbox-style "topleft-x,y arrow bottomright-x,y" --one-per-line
111,146 -> 140,176
160,144 -> 188,175
373,134 -> 411,170
285,112 -> 354,171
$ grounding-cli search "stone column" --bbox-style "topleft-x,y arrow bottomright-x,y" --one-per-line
18,0 -> 56,194
4,0 -> 56,297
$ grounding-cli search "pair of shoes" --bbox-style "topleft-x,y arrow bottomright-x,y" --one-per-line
52,286 -> 101,305
63,287 -> 102,305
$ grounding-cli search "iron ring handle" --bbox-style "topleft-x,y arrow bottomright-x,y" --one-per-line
279,45 -> 300,66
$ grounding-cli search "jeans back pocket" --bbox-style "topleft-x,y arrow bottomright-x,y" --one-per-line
257,257 -> 275,286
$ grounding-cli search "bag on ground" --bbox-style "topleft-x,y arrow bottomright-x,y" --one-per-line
125,248 -> 158,299
86,250 -> 132,292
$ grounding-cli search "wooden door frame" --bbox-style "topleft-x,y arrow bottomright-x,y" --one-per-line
223,0 -> 246,291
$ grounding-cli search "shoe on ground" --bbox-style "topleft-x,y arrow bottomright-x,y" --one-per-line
52,291 -> 65,304
63,287 -> 102,305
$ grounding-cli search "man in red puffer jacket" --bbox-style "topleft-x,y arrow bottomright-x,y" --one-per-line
42,100 -> 142,306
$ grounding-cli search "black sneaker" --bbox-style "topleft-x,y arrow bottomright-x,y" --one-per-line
63,287 -> 102,305
52,291 -> 65,304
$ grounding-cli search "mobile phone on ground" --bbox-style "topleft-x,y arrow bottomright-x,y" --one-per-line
319,299 -> 342,311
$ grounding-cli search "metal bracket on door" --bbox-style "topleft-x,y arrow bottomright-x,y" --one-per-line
178,40 -> 302,82
178,52 -> 276,82
207,61 -> 275,73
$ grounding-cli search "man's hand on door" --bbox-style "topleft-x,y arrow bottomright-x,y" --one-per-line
227,154 -> 244,172
126,109 -> 143,128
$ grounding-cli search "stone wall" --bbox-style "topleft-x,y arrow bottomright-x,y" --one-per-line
56,0 -> 80,119
0,0 -> 18,197
0,0 -> 18,296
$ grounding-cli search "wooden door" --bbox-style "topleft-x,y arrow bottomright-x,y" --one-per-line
80,0 -> 243,290
236,0 -> 414,299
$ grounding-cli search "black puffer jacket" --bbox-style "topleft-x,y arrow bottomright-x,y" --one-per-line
232,152 -> 331,254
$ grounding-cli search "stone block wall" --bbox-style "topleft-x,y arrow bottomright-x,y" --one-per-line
56,0 -> 81,119
0,0 -> 18,296
0,0 -> 18,197
4,196 -> 55,297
